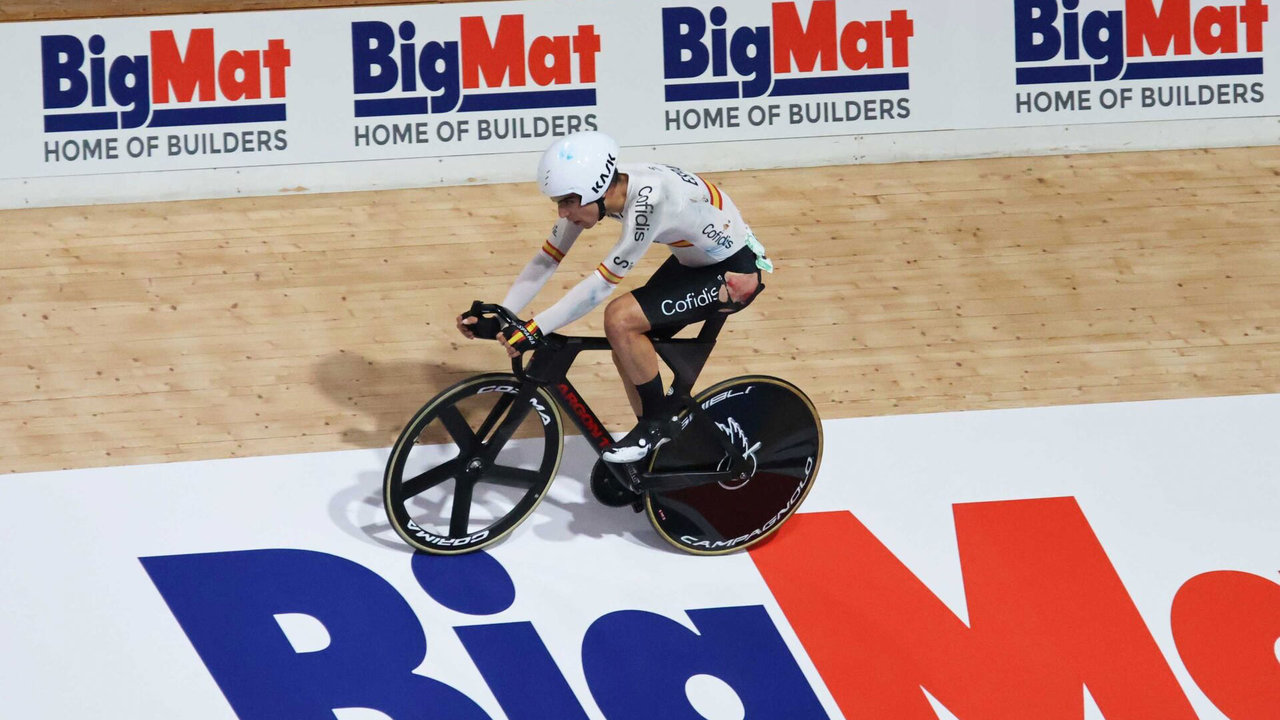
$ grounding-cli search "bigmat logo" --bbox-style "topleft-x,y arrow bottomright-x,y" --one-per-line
351,17 -> 599,117
141,498 -> 1280,717
1015,0 -> 1269,85
662,1 -> 915,102
349,16 -> 601,148
41,29 -> 291,133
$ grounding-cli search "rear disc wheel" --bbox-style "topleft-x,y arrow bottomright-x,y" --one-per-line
646,375 -> 822,555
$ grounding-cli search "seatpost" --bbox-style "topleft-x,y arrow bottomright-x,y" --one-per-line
660,316 -> 727,400
696,315 -> 727,342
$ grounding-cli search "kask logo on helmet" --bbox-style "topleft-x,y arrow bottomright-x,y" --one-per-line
351,16 -> 601,118
662,1 -> 915,102
40,29 -> 291,132
538,131 -> 617,202
588,153 -> 617,195
1014,0 -> 1270,84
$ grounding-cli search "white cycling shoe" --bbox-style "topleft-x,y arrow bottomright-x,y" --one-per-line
602,419 -> 672,464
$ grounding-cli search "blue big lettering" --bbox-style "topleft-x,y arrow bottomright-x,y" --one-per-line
661,6 -> 772,98
40,34 -> 152,128
140,549 -> 490,719
412,551 -> 590,719
457,622 -> 590,720
350,21 -> 461,113
584,607 -> 829,719
42,35 -> 90,109
351,21 -> 400,93
663,7 -> 712,80
1014,0 -> 1063,62
1014,0 -> 1125,81
141,548 -> 829,718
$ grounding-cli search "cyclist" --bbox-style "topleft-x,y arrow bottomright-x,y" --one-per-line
456,131 -> 772,464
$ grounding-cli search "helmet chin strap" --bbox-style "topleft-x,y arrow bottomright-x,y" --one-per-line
593,170 -> 618,221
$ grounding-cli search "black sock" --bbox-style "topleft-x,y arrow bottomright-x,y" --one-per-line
635,373 -> 665,421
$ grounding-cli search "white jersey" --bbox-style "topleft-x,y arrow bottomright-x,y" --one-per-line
501,163 -> 770,333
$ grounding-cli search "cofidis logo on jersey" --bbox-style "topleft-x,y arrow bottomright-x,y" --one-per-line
1014,0 -> 1269,113
661,1 -> 914,130
41,29 -> 291,132
349,15 -> 601,147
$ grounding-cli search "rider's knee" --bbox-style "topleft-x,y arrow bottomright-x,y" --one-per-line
603,296 -> 642,337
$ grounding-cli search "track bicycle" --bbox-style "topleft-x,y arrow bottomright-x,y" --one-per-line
383,302 -> 822,555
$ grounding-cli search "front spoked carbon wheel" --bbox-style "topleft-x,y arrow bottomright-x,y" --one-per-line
646,375 -> 823,555
384,373 -> 563,554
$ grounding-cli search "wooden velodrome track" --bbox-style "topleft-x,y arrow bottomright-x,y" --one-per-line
3,1 -> 1278,475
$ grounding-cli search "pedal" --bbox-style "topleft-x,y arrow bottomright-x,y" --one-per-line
590,459 -> 641,508
620,462 -> 646,512
621,462 -> 646,494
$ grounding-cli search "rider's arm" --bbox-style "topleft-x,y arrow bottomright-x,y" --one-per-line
500,219 -> 582,315
531,213 -> 653,334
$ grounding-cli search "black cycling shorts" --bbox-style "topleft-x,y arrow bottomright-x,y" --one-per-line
632,246 -> 763,332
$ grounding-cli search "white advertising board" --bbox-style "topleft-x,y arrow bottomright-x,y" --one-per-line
0,1 -> 1277,205
2,393 -> 1278,718
2,0 -> 1280,207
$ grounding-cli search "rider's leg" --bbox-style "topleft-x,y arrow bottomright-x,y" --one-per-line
612,350 -> 644,417
603,250 -> 763,464
601,294 -> 676,464
604,294 -> 661,415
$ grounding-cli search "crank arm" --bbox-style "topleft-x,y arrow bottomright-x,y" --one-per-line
639,469 -> 737,492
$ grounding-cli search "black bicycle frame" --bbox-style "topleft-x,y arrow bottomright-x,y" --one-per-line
507,316 -> 744,488
516,315 -> 723,450
526,335 -> 617,452
460,298 -> 745,488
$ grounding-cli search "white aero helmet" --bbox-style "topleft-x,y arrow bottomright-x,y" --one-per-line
537,131 -> 619,204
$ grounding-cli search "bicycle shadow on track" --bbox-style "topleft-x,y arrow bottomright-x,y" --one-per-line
312,348 -> 484,554
324,433 -> 674,555
328,466 -> 415,554
524,438 -> 672,553
312,349 -> 482,450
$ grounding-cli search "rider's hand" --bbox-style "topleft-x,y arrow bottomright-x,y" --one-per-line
456,314 -> 478,338
502,318 -> 543,355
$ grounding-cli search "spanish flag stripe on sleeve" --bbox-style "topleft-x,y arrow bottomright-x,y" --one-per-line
541,241 -> 565,263
596,263 -> 624,285
506,320 -> 539,346
698,174 -> 723,209
671,240 -> 694,247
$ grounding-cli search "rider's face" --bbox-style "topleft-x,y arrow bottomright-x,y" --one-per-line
556,195 -> 600,229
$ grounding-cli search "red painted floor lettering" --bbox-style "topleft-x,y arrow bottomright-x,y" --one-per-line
750,498 -> 1198,719
1172,570 -> 1280,719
